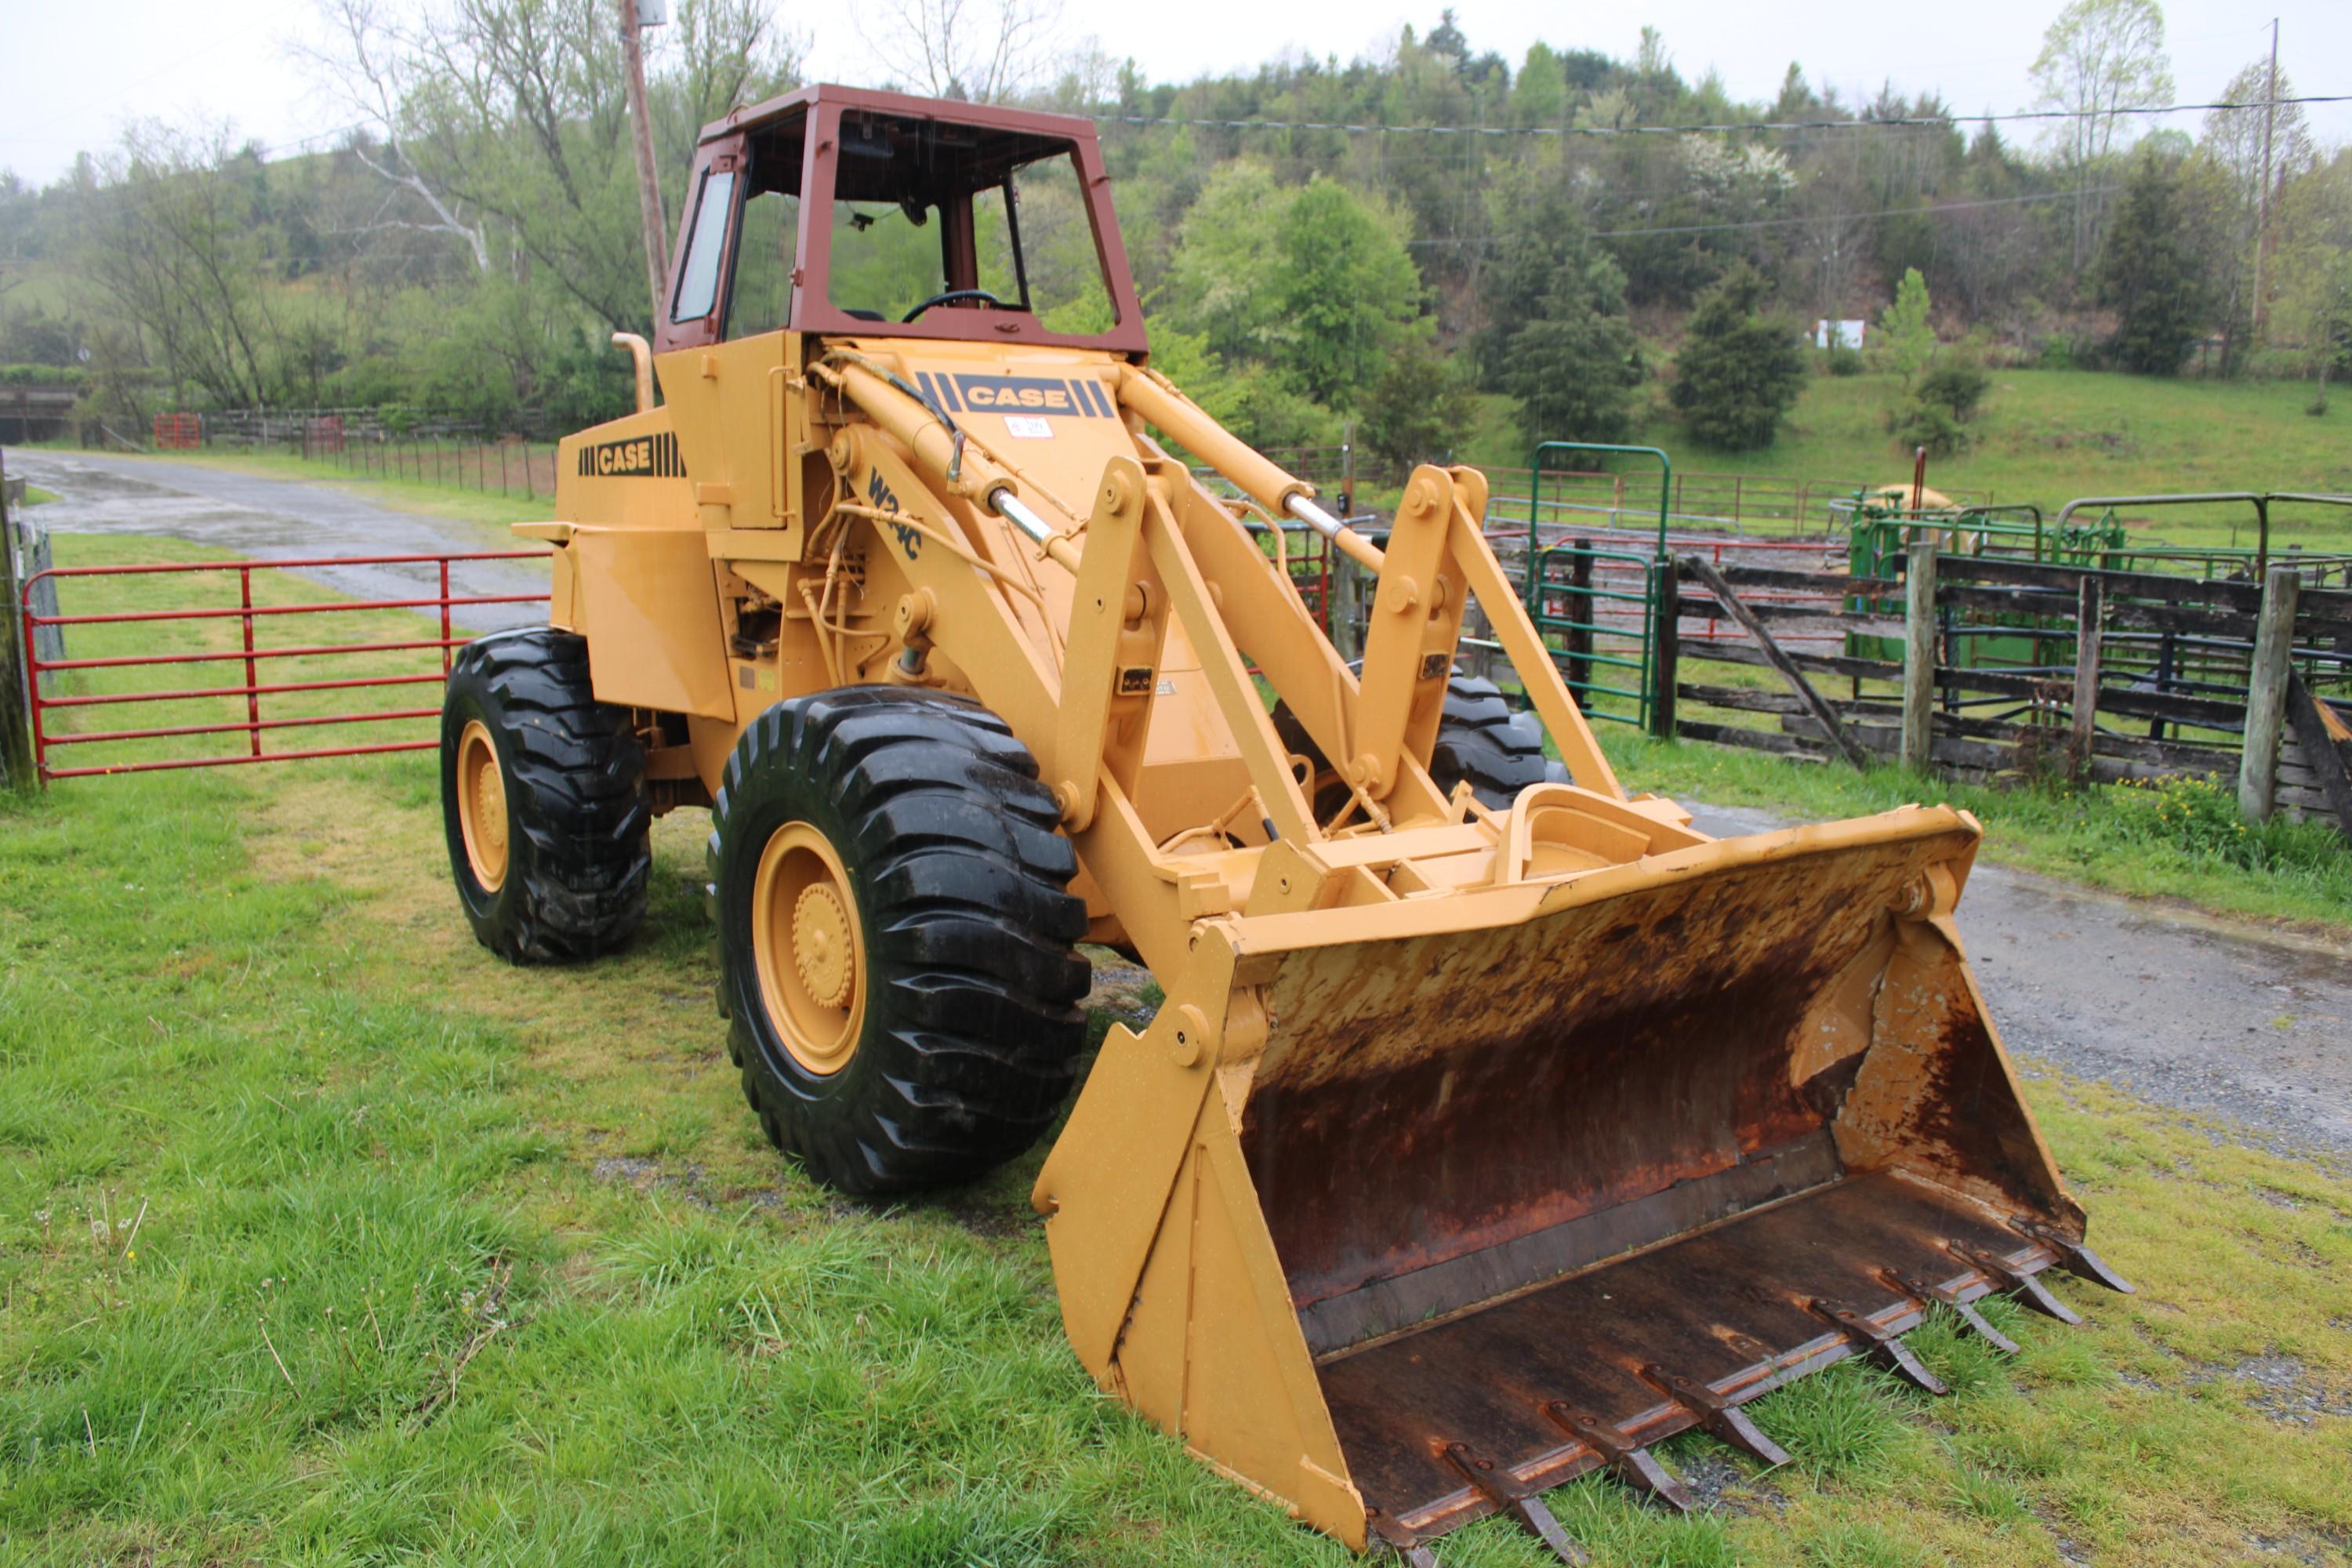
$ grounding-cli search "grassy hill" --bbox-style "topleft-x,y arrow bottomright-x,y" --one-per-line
1461,371 -> 2352,550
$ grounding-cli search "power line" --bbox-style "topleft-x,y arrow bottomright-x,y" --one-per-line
1090,94 -> 2349,141
1592,186 -> 2116,241
1399,187 -> 2118,246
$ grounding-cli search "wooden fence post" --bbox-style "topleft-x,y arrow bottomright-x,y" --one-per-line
1901,536 -> 1938,773
2069,573 -> 2104,780
1330,551 -> 1369,663
1566,539 -> 1593,696
1651,562 -> 1679,739
2238,564 -> 2301,822
0,453 -> 37,793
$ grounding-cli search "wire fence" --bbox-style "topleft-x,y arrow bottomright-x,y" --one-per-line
304,434 -> 565,503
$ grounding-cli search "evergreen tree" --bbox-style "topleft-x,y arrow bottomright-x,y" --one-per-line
1871,267 -> 1937,388
1362,336 -> 1481,470
1479,183 -> 1645,443
1668,262 -> 1806,450
2095,150 -> 2216,375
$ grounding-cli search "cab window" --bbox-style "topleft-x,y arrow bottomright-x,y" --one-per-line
823,113 -> 1118,328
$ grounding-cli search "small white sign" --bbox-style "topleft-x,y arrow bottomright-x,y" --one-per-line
1002,415 -> 1053,439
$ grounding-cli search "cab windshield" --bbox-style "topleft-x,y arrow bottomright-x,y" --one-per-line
823,112 -> 1114,332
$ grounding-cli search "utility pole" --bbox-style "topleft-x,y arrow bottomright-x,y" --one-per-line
620,0 -> 670,325
2254,17 -> 2278,337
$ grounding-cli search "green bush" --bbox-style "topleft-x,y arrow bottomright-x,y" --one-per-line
1892,399 -> 1968,456
0,364 -> 89,389
1894,354 -> 1993,454
1668,263 -> 1806,452
1821,344 -> 1864,376
2033,335 -> 2098,372
1915,357 -> 1991,421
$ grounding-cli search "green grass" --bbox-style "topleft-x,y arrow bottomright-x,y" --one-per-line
5,530 -> 2350,1564
20,485 -> 60,506
1461,370 -> 2352,555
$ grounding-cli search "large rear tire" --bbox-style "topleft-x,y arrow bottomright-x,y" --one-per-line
1429,671 -> 1566,808
1271,668 -> 1566,813
709,688 -> 1092,1195
440,629 -> 652,962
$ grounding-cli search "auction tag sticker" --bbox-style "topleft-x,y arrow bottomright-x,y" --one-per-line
1002,415 -> 1053,439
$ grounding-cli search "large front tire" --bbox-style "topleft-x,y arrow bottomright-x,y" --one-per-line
440,629 -> 651,962
710,688 -> 1092,1195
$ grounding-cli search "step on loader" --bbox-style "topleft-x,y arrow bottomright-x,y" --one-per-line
437,85 -> 2129,1561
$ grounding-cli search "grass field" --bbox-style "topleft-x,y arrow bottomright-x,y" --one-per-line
4,532 -> 2350,1565
1461,371 -> 2352,556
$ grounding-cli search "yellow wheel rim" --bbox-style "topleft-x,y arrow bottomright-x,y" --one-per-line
750,821 -> 866,1076
456,719 -> 510,892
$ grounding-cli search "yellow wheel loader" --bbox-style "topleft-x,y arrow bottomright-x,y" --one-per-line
438,85 -> 2129,1562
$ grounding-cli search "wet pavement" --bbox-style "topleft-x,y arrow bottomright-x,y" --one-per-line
8,449 -> 550,631
1688,802 -> 2352,1160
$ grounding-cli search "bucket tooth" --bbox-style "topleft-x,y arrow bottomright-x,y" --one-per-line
1371,1515 -> 1439,1565
1809,1298 -> 1950,1395
1884,1271 -> 2021,1356
1541,1405 -> 1695,1513
1440,1443 -> 1590,1564
1639,1365 -> 1791,1471
1952,1241 -> 2082,1325
2009,1217 -> 2135,1294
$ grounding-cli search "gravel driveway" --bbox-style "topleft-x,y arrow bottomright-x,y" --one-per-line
1687,802 -> 2352,1160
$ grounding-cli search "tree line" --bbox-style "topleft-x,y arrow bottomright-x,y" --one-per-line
0,0 -> 2346,459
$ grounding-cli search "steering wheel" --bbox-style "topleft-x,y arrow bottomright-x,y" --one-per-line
902,289 -> 1004,322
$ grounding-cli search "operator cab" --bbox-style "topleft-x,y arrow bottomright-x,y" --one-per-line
656,85 -> 1148,357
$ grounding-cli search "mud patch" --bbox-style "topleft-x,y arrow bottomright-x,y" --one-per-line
2245,1528 -> 2352,1565
593,1155 -> 714,1209
1081,951 -> 1160,1032
1671,1450 -> 1787,1516
2188,1353 -> 2352,1425
942,1190 -> 1036,1240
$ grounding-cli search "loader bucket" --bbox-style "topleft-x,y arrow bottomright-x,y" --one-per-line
1036,806 -> 2122,1559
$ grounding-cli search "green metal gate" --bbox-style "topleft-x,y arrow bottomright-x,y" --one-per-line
1519,442 -> 1671,734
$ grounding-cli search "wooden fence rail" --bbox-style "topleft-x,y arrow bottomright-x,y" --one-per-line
1664,553 -> 2352,836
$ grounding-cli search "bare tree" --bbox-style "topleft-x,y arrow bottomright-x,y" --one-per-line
650,0 -> 805,172
295,0 -> 491,271
2203,60 -> 2313,362
2029,0 -> 2173,265
855,0 -> 1064,104
84,124 -> 289,408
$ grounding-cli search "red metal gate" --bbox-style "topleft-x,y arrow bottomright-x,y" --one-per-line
152,412 -> 202,450
18,550 -> 550,782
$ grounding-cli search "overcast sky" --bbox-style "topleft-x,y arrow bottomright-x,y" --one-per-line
2,0 -> 2345,186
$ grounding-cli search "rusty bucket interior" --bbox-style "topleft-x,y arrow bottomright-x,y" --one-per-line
1230,818 -> 2119,1554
